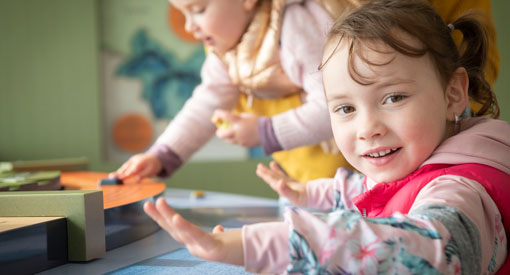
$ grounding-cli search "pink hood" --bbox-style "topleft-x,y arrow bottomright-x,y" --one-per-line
422,117 -> 510,174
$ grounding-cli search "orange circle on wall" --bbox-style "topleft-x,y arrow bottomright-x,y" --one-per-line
167,5 -> 200,43
112,113 -> 154,153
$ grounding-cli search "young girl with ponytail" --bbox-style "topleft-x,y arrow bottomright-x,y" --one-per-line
145,0 -> 509,273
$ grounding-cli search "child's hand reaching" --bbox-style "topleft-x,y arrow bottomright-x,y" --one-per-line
256,161 -> 308,208
110,153 -> 162,182
212,110 -> 259,147
144,198 -> 244,265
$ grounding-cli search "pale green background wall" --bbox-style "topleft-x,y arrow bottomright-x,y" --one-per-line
1,1 -> 509,198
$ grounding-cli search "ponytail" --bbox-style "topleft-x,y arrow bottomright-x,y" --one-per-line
451,14 -> 499,118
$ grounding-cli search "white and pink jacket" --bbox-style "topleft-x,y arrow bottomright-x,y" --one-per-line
242,117 -> 510,274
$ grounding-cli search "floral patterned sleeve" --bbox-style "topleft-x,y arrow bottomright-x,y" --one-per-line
285,208 -> 456,274
283,171 -> 506,274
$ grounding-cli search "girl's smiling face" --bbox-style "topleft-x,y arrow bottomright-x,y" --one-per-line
169,0 -> 257,54
322,35 -> 466,183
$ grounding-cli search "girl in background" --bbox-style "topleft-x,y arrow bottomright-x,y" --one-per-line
112,0 -> 350,184
144,0 -> 510,273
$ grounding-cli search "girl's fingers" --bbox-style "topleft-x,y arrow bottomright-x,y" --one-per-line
152,198 -> 187,242
216,128 -> 235,139
146,199 -> 225,261
269,161 -> 280,171
144,199 -> 171,227
143,201 -> 159,220
115,161 -> 132,179
155,197 -> 178,219
122,165 -> 139,179
170,213 -> 222,259
256,164 -> 300,202
154,199 -> 218,249
255,163 -> 267,177
277,179 -> 289,195
155,198 -> 211,247
172,214 -> 209,247
137,164 -> 156,179
277,179 -> 299,203
269,161 -> 286,177
257,163 -> 275,178
256,164 -> 278,186
144,201 -> 173,235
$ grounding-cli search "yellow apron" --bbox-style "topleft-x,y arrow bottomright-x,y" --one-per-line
235,93 -> 352,182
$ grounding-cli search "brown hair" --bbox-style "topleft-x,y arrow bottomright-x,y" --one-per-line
320,0 -> 499,118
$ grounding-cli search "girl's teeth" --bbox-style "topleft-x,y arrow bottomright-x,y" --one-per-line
368,148 -> 396,158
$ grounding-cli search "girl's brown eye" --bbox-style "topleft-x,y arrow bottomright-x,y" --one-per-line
385,94 -> 406,104
335,106 -> 355,114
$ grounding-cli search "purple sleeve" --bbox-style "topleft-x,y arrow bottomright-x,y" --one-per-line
258,116 -> 283,155
146,143 -> 183,178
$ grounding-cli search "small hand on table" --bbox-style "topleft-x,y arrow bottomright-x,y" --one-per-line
144,198 -> 244,265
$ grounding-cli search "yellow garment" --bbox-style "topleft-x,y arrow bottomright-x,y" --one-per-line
235,93 -> 351,182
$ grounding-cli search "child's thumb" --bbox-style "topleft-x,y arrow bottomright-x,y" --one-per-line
213,225 -> 225,233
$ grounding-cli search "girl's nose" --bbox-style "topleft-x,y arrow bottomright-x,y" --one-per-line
357,112 -> 386,141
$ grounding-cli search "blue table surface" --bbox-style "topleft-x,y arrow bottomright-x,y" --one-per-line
107,248 -> 253,275
38,188 -> 279,275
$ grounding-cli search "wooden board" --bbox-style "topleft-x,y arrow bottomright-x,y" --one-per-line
0,216 -> 64,232
60,172 -> 166,209
0,216 -> 67,274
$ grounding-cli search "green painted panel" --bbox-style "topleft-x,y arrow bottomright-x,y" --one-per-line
0,190 -> 105,261
493,1 -> 510,123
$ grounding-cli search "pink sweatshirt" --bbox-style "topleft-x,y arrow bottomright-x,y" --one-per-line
242,117 -> 510,274
147,0 -> 334,177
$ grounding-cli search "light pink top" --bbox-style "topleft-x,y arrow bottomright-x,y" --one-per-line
242,118 -> 510,274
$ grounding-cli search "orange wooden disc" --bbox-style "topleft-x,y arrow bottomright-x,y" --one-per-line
112,113 -> 154,153
61,172 -> 165,209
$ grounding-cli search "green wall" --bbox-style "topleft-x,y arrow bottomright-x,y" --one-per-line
1,0 -> 509,198
493,1 -> 510,123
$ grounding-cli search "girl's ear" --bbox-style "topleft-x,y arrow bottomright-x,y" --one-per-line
243,0 -> 258,11
445,67 -> 469,121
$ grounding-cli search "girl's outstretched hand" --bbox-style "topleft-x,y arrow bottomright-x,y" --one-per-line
110,153 -> 162,182
212,109 -> 259,147
144,197 -> 244,266
256,161 -> 307,207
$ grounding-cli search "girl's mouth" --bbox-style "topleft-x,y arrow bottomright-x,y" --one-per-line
362,147 -> 402,167
203,37 -> 214,46
365,147 -> 401,158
